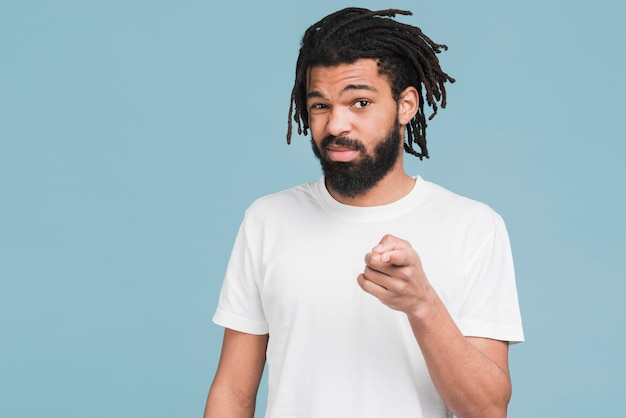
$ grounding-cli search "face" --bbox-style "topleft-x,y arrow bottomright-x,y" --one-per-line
306,59 -> 410,198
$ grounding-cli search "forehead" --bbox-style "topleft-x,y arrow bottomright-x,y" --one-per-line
305,58 -> 392,96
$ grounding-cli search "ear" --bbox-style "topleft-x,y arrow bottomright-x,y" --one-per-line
397,86 -> 419,125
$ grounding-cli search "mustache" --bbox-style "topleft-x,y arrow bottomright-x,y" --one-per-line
320,135 -> 365,152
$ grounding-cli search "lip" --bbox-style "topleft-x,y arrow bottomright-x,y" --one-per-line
326,145 -> 359,162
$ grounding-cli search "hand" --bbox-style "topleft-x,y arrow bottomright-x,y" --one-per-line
357,234 -> 432,315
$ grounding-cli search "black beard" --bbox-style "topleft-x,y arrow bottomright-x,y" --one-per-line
311,120 -> 402,199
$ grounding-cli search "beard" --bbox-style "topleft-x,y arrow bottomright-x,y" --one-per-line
311,120 -> 402,199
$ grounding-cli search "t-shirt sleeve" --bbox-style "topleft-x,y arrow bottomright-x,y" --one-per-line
455,215 -> 525,343
212,216 -> 269,335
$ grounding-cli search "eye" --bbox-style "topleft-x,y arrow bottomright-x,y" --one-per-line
353,100 -> 371,109
310,103 -> 328,111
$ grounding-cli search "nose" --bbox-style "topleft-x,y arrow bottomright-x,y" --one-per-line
326,106 -> 351,137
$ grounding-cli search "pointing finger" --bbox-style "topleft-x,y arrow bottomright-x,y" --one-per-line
372,234 -> 412,254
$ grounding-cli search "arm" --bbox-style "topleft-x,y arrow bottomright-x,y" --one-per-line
357,235 -> 511,418
204,328 -> 268,418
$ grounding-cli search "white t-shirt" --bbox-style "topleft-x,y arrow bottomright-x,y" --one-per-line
214,176 -> 524,418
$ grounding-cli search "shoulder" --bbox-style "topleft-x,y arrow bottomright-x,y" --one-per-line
418,178 -> 506,230
243,178 -> 322,223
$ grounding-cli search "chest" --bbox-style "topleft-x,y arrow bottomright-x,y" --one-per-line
256,216 -> 468,328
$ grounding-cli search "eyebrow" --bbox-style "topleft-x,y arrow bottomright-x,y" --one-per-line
306,84 -> 379,100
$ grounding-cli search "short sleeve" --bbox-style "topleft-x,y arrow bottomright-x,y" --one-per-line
212,216 -> 269,335
455,216 -> 524,343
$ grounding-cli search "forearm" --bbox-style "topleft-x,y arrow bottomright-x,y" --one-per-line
408,286 -> 511,418
204,382 -> 257,418
204,329 -> 267,418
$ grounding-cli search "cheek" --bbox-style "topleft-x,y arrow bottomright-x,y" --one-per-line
309,115 -> 327,136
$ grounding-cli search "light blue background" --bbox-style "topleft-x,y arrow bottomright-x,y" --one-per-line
1,1 -> 624,417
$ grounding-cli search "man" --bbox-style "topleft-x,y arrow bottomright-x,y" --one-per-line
205,8 -> 523,418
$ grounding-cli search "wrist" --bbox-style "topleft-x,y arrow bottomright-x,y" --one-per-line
405,283 -> 449,328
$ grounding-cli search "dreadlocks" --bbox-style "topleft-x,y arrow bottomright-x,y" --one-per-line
286,7 -> 455,160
